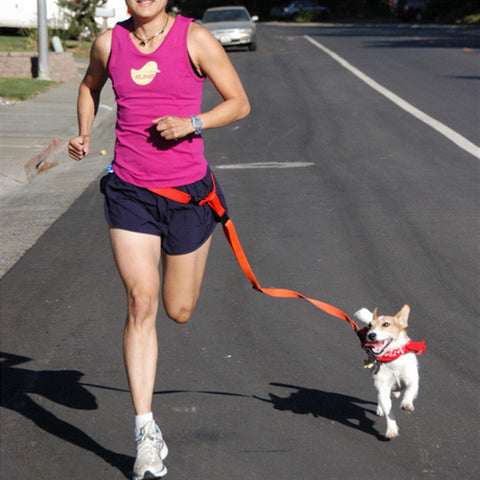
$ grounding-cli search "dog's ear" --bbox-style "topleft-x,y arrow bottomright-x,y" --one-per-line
353,308 -> 374,324
395,304 -> 410,327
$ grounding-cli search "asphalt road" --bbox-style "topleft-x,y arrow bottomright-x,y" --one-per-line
1,24 -> 479,479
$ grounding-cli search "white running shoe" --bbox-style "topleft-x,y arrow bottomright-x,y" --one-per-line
132,420 -> 168,480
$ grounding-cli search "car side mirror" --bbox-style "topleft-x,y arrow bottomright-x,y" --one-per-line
251,15 -> 259,22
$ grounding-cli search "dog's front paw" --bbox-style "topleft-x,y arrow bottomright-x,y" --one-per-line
376,405 -> 384,417
385,424 -> 399,439
401,403 -> 415,413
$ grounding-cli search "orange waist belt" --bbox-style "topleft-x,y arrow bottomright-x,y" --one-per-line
148,174 -> 360,335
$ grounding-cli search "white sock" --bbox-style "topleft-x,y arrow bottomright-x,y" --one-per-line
135,412 -> 154,436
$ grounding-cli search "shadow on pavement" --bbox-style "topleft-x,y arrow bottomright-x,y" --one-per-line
151,382 -> 383,439
255,382 -> 384,440
0,351 -> 133,477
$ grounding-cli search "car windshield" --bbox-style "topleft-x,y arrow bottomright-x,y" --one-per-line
202,9 -> 249,23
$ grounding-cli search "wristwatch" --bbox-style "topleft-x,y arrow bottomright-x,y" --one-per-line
190,115 -> 203,135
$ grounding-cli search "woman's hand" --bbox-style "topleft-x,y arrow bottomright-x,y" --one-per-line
68,134 -> 91,160
152,116 -> 195,140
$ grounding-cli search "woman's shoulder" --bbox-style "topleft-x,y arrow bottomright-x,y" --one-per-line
93,29 -> 113,53
187,17 -> 216,45
89,28 -> 113,69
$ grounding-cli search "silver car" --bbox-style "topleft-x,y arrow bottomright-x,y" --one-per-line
201,6 -> 258,51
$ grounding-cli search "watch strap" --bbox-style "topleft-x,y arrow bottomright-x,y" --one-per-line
190,115 -> 203,135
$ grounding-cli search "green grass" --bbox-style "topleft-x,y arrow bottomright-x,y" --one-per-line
64,38 -> 93,58
0,34 -> 93,57
0,35 -> 57,100
0,34 -> 35,51
0,78 -> 57,100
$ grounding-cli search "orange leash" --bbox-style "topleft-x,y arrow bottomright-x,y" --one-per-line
149,175 -> 360,334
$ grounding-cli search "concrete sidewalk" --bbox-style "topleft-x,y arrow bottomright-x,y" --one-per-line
0,61 -> 117,277
0,60 -> 115,187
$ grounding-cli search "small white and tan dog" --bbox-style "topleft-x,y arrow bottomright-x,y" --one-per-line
354,305 -> 426,439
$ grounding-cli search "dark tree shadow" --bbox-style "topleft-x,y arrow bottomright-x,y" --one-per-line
0,351 -> 133,477
255,382 -> 385,440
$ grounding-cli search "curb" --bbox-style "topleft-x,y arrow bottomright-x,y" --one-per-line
0,68 -> 116,188
25,137 -> 64,179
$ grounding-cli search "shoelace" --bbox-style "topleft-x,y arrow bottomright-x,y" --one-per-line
136,427 -> 163,461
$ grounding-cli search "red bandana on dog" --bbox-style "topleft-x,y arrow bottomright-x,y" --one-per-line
374,340 -> 426,362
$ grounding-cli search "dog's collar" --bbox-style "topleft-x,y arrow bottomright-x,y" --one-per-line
367,340 -> 427,363
357,327 -> 426,367
373,340 -> 426,362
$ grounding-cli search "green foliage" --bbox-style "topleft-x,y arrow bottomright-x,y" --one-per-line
0,32 -> 93,57
57,0 -> 106,40
19,28 -> 39,49
295,10 -> 330,22
0,34 -> 34,52
463,11 -> 480,23
0,78 -> 57,100
426,0 -> 480,22
64,38 -> 94,57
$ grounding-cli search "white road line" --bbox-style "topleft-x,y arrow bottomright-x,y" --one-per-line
216,161 -> 314,169
304,35 -> 480,160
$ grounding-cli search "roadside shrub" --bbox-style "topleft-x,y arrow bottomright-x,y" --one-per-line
426,0 -> 480,23
19,28 -> 40,50
296,10 -> 330,22
57,0 -> 106,41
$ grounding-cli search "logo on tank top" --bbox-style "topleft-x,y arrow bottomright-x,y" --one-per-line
131,61 -> 160,85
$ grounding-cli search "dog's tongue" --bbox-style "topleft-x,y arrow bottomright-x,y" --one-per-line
364,340 -> 385,353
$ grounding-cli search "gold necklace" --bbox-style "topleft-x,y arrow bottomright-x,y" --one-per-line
132,15 -> 170,46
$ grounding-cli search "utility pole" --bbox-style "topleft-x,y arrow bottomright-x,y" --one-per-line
37,0 -> 50,80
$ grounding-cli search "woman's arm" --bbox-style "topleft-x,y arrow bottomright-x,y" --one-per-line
153,22 -> 250,140
68,30 -> 111,160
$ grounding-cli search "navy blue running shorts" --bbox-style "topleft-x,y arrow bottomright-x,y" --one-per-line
101,166 -> 227,255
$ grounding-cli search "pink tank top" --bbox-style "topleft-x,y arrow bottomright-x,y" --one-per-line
108,15 -> 207,188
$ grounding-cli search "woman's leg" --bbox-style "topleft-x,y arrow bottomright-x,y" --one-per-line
110,228 -> 213,412
109,228 -> 161,415
161,235 -> 213,324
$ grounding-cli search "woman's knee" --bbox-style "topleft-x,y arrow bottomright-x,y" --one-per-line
127,289 -> 158,324
162,283 -> 200,324
164,301 -> 195,324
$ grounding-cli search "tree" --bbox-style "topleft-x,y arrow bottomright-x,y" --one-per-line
57,0 -> 106,42
426,0 -> 480,22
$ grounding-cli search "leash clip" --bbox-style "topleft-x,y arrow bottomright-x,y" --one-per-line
189,195 -> 204,206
